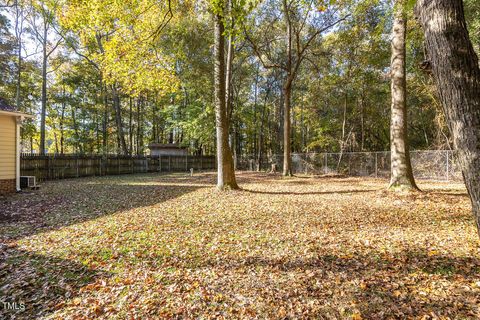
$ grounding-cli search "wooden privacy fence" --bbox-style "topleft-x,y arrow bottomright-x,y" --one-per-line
21,154 -> 216,181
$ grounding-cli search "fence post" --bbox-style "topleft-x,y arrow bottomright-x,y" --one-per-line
102,156 -> 106,176
76,156 -> 79,178
47,155 -> 50,180
375,152 -> 378,178
159,155 -> 162,172
185,155 -> 188,171
54,154 -> 57,179
446,150 -> 450,181
169,155 -> 171,172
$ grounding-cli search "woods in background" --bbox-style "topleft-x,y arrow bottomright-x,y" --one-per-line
1,0 -> 477,160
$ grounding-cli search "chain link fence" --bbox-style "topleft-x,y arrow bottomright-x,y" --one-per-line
237,150 -> 462,181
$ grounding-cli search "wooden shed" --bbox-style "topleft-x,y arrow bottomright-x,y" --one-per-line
148,143 -> 188,156
0,99 -> 33,195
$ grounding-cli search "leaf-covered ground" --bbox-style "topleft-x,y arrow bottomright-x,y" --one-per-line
1,172 -> 479,319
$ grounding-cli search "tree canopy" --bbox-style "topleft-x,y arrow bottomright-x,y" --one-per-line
0,0 -> 478,156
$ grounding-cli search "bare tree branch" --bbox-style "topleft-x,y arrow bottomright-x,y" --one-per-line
46,38 -> 62,58
148,0 -> 173,41
293,13 -> 351,75
243,25 -> 286,70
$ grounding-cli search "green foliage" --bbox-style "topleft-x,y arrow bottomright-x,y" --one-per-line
58,0 -> 181,96
0,0 -> 456,155
0,13 -> 17,102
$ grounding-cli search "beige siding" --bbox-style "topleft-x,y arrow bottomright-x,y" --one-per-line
0,115 -> 16,179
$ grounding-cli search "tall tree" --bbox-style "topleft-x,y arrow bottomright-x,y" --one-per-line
389,1 -> 418,190
245,0 -> 349,176
416,0 -> 480,236
13,0 -> 25,110
58,0 -> 179,155
213,3 -> 238,190
28,0 -> 61,154
281,0 -> 294,176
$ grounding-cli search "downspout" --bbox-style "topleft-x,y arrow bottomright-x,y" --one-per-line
16,116 -> 22,192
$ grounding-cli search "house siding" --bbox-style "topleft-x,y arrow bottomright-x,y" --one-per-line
0,114 -> 16,180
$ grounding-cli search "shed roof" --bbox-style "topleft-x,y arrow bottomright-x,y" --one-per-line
148,143 -> 186,149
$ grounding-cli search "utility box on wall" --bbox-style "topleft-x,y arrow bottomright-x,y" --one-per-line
148,143 -> 188,157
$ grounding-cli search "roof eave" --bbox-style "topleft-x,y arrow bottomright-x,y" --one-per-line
0,110 -> 34,118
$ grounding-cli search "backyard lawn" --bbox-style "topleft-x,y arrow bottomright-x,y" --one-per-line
1,172 -> 479,319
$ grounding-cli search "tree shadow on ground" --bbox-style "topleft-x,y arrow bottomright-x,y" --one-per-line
0,175 -> 204,241
0,244 -> 110,320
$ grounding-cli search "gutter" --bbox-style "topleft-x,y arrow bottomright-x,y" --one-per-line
10,112 -> 33,192
16,116 -> 22,192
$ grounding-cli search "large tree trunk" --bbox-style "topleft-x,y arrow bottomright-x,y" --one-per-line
416,0 -> 480,236
389,4 -> 418,190
214,12 -> 238,190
